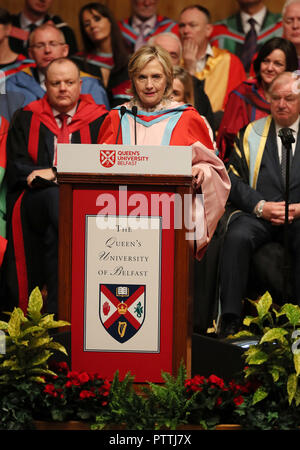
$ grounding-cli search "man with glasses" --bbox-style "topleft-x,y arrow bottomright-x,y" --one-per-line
5,23 -> 109,110
8,0 -> 78,57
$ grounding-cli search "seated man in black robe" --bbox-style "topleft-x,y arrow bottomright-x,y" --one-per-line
3,57 -> 108,314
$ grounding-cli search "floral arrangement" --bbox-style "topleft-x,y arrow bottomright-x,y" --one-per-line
40,361 -> 111,422
2,289 -> 300,430
184,373 -> 256,429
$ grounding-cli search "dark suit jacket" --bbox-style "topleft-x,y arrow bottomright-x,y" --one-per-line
9,12 -> 78,56
228,118 -> 300,213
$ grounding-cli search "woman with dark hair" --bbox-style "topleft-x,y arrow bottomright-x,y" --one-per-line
72,2 -> 131,108
217,37 -> 298,161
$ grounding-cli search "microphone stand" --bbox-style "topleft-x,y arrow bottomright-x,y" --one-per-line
131,106 -> 138,145
278,128 -> 294,302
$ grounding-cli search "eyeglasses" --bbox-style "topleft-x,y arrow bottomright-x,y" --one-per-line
30,41 -> 65,50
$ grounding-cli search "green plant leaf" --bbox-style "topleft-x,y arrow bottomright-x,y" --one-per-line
39,315 -> 70,329
252,386 -> 268,404
245,346 -> 268,365
27,287 -> 43,322
281,304 -> 300,327
294,353 -> 300,376
231,329 -> 255,339
7,308 -> 26,338
0,321 -> 8,331
47,341 -> 68,355
287,373 -> 298,405
256,292 -> 273,319
260,328 -> 288,345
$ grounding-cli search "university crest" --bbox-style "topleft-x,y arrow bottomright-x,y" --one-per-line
99,284 -> 145,343
100,150 -> 116,168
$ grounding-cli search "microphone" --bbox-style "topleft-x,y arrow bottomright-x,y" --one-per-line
278,127 -> 295,147
115,105 -> 127,144
131,106 -> 138,145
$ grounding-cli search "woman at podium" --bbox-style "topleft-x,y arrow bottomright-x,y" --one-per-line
99,45 -> 230,259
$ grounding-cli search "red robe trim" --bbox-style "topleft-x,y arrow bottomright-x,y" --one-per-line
12,95 -> 107,310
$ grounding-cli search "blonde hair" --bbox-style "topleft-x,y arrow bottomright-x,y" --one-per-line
173,65 -> 195,105
128,45 -> 174,100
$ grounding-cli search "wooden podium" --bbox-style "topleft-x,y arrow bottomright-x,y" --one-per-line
57,144 -> 195,382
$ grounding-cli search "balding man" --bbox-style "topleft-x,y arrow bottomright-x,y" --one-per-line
6,23 -> 109,110
149,31 -> 215,131
3,57 -> 108,314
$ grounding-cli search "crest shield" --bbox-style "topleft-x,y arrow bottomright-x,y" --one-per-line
99,284 -> 146,343
100,150 -> 116,168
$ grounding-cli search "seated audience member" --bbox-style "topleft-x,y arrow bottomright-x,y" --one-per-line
3,57 -> 108,314
99,45 -> 230,260
172,65 -> 215,141
8,0 -> 78,57
217,37 -> 298,161
148,32 -> 215,132
210,0 -> 282,74
178,5 -> 246,123
282,0 -> 300,69
218,72 -> 300,338
5,23 -> 109,110
118,0 -> 179,53
0,8 -> 35,89
73,2 -> 131,108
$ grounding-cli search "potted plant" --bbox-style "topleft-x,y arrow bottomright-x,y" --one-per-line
230,291 -> 300,429
0,287 -> 70,429
34,361 -> 111,428
91,362 -> 251,430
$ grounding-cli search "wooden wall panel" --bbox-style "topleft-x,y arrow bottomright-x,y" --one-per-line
5,0 -> 285,51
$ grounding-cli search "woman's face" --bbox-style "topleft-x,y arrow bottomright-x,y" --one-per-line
172,78 -> 185,103
260,49 -> 286,87
82,9 -> 111,44
134,58 -> 167,108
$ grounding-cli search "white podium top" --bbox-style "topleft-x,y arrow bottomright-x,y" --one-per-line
57,144 -> 192,176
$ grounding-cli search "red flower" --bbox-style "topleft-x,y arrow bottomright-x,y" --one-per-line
208,375 -> 225,389
79,390 -> 96,399
233,395 -> 244,406
78,372 -> 90,384
44,384 -> 58,397
215,396 -> 223,406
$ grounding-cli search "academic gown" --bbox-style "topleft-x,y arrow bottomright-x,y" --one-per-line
3,94 -> 108,312
99,102 -> 231,261
71,53 -> 131,108
192,46 -> 246,113
217,78 -> 270,161
210,10 -> 282,64
118,15 -> 179,54
5,66 -> 110,111
9,12 -> 78,57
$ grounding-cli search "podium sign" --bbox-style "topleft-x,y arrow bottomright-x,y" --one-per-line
84,215 -> 161,353
57,143 -> 192,175
57,144 -> 194,382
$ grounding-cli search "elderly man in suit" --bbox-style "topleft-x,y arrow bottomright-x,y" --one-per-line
218,71 -> 300,338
